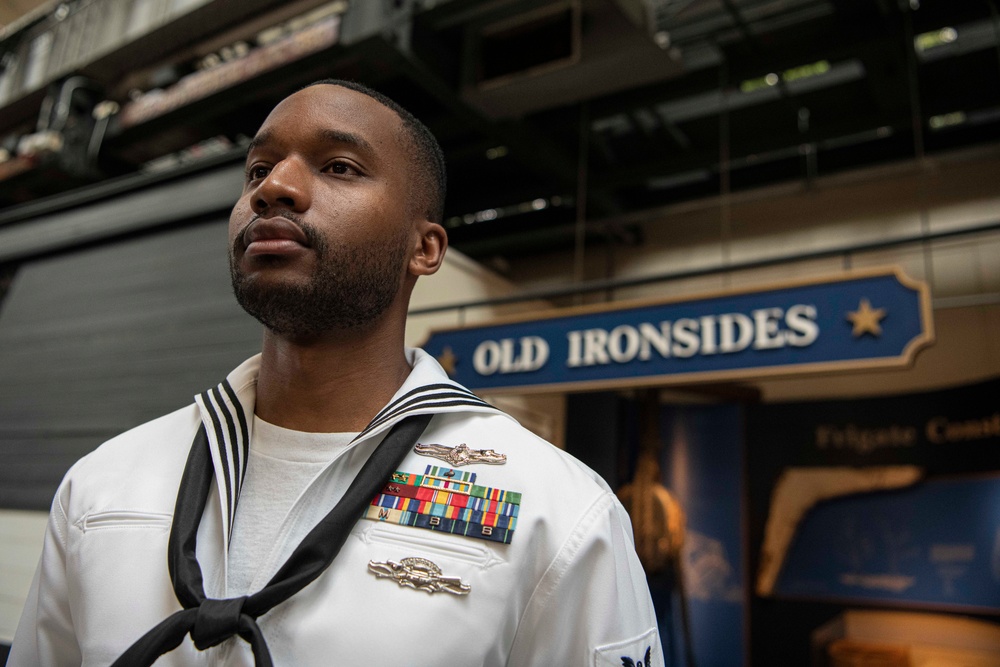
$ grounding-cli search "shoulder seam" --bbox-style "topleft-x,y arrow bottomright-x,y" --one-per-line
53,484 -> 69,546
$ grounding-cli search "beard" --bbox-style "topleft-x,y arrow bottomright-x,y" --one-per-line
230,219 -> 409,338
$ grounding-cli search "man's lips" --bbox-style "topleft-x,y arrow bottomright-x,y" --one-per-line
242,216 -> 310,256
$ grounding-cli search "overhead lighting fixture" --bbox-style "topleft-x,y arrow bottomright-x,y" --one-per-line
647,169 -> 710,191
485,145 -> 508,160
445,196 -> 571,228
649,60 -> 856,125
915,27 -> 958,53
783,60 -> 832,82
928,111 -> 966,130
963,106 -> 1000,126
740,60 -> 831,93
819,126 -> 894,150
916,20 -> 998,62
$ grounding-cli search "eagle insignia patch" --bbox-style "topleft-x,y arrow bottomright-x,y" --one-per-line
595,629 -> 659,667
621,646 -> 651,667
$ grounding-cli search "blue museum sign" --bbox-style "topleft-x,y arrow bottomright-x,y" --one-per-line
421,268 -> 933,392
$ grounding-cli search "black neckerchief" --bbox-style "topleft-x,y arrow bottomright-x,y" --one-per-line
112,413 -> 433,666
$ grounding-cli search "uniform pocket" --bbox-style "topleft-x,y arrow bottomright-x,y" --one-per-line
360,522 -> 504,569
78,510 -> 172,532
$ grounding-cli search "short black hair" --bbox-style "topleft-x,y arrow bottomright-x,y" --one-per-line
304,79 -> 446,224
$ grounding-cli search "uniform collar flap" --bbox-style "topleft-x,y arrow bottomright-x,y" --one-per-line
192,349 -> 507,542
352,348 -> 508,443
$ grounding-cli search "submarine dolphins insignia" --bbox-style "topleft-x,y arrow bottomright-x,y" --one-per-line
414,442 -> 507,467
368,557 -> 471,595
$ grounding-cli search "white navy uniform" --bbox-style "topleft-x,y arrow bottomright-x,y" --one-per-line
11,349 -> 663,666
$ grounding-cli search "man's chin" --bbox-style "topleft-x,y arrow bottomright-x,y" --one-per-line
233,288 -> 387,339
233,257 -> 314,283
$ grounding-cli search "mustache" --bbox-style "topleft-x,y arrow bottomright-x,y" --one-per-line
233,211 -> 318,254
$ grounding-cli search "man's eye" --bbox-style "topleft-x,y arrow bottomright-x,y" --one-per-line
247,166 -> 270,181
328,161 -> 357,176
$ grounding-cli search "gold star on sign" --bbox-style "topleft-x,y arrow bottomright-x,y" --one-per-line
437,346 -> 457,376
846,298 -> 887,337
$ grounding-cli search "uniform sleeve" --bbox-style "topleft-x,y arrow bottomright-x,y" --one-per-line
8,479 -> 82,666
507,492 -> 664,667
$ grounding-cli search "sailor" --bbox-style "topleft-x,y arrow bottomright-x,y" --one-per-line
10,80 -> 663,666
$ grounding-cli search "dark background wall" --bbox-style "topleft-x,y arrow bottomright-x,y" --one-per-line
0,219 -> 261,511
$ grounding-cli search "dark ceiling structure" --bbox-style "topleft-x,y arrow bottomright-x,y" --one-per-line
0,0 -> 998,261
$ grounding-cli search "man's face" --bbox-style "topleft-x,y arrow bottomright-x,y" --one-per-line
228,85 -> 416,338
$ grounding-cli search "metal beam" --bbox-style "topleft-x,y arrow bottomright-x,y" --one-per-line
411,218 -> 1000,314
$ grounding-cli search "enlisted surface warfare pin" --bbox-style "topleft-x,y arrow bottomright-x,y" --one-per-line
368,557 -> 471,595
414,442 -> 507,467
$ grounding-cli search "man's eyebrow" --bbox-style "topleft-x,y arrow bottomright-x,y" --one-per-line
245,128 -> 375,158
316,128 -> 375,156
245,130 -> 272,158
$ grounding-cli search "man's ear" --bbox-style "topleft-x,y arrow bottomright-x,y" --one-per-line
409,219 -> 448,277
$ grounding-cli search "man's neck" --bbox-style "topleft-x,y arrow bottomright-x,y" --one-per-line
253,325 -> 411,433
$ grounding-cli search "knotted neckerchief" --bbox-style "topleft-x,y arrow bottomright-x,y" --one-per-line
112,413 -> 433,667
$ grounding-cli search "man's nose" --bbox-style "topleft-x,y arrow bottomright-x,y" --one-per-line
250,159 -> 311,214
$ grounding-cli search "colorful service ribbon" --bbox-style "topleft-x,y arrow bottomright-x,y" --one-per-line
364,465 -> 522,544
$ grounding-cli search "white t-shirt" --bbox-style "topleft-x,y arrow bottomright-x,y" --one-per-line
226,415 -> 356,595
